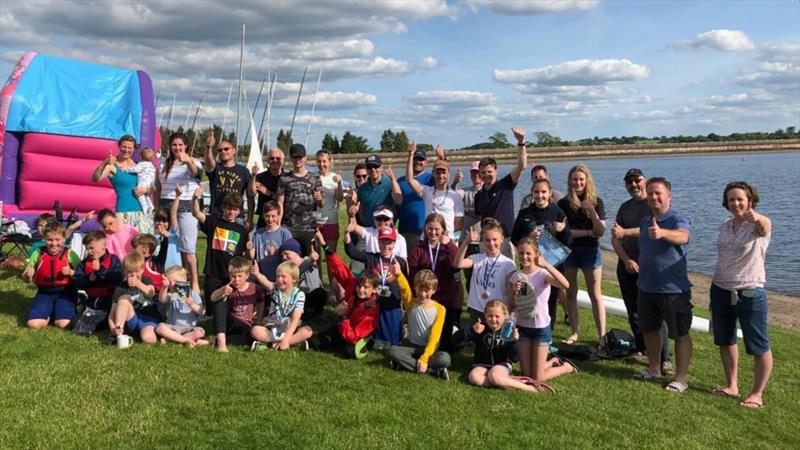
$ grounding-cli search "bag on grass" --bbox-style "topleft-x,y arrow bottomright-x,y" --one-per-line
72,307 -> 108,336
603,328 -> 635,358
553,342 -> 598,361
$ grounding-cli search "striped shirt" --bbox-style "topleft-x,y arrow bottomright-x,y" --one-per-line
712,217 -> 770,290
159,159 -> 203,201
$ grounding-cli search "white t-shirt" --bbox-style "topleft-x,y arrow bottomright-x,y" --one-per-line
159,159 -> 203,201
422,185 -> 464,239
360,227 -> 408,258
466,252 -> 516,313
317,173 -> 340,225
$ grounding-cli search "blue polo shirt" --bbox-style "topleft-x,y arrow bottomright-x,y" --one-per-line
397,171 -> 434,233
637,208 -> 691,294
357,176 -> 394,226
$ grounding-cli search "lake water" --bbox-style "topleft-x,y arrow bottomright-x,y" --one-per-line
343,151 -> 800,295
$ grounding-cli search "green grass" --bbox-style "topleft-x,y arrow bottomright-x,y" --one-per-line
1,214 -> 798,449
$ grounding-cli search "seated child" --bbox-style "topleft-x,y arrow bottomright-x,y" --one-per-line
251,200 -> 293,279
108,253 -> 159,344
131,233 -> 167,293
345,226 -> 410,346
387,270 -> 451,380
23,221 -> 81,329
128,147 -> 156,214
28,213 -> 56,257
309,230 -> 380,358
73,230 -> 123,312
155,266 -> 208,347
209,256 -> 265,352
250,261 -> 313,351
276,239 -> 326,319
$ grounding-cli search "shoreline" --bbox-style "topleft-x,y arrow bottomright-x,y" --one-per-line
599,249 -> 800,331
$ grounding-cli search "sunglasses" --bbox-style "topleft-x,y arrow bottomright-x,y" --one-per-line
268,157 -> 282,161
626,178 -> 644,185
217,146 -> 233,151
366,165 -> 381,170
354,174 -> 368,180
374,216 -> 391,222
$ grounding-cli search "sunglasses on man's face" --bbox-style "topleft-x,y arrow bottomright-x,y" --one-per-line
375,216 -> 391,222
626,178 -> 644,185
218,146 -> 233,152
269,157 -> 283,161
367,165 -> 381,170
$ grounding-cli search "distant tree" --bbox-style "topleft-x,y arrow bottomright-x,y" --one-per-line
380,129 -> 396,152
277,129 -> 292,152
417,143 -> 434,153
321,132 -> 341,154
393,130 -> 409,154
488,132 -> 511,148
534,131 -> 562,147
341,131 -> 371,153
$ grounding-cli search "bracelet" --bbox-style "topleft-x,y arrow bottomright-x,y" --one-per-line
517,143 -> 525,147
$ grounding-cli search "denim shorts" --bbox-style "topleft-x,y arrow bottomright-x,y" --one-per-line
710,284 -> 770,356
474,363 -> 512,373
563,245 -> 602,269
517,324 -> 552,346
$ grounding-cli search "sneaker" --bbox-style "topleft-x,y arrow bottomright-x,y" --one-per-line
354,338 -> 370,359
301,341 -> 310,352
250,341 -> 268,352
625,352 -> 649,365
389,360 -> 399,371
662,361 -> 676,377
436,368 -> 450,381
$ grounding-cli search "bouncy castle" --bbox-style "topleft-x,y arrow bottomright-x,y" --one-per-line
0,52 -> 158,224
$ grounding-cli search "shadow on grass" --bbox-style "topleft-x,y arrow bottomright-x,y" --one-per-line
0,270 -> 34,326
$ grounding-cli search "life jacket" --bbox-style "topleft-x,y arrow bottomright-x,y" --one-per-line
83,252 -> 116,298
143,258 -> 163,292
34,248 -> 71,288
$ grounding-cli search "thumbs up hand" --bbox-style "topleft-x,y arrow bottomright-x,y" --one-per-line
648,215 -> 663,240
473,318 -> 485,334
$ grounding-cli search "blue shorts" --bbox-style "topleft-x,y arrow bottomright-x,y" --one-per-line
474,363 -> 512,373
710,284 -> 770,356
124,314 -> 159,335
28,288 -> 77,322
517,324 -> 552,346
563,245 -> 602,269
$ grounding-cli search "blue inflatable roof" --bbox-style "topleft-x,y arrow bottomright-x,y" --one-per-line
5,54 -> 143,139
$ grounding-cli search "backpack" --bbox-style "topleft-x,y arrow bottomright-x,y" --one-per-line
603,328 -> 635,358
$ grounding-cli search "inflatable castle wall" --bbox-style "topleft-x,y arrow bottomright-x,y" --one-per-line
0,52 -> 158,224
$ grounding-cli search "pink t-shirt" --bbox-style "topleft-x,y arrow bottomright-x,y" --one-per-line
513,268 -> 551,329
712,217 -> 770,290
106,224 -> 138,260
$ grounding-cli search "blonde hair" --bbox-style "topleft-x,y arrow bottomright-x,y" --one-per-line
516,237 -> 540,254
139,148 -> 155,162
228,256 -> 251,274
413,269 -> 439,292
484,300 -> 508,315
122,252 -> 145,272
164,265 -> 187,279
276,261 -> 300,282
566,164 -> 598,211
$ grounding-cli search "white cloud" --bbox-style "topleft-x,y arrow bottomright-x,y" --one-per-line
292,115 -> 367,128
273,91 -> 378,110
421,56 -> 438,69
406,90 -> 497,107
465,0 -> 598,15
757,43 -> 800,64
494,59 -> 650,85
672,29 -> 756,52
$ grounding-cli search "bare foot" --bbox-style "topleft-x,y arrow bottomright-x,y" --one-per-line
216,345 -> 228,353
159,338 -> 167,345
194,339 -> 210,347
185,340 -> 196,348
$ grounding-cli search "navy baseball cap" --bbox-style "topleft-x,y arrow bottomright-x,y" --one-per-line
365,154 -> 382,167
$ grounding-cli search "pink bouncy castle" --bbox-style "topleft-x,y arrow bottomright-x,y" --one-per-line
0,52 -> 158,224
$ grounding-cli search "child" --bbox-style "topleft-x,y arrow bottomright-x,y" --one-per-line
453,300 -> 551,393
209,256 -> 265,352
108,252 -> 159,344
454,218 -> 517,319
251,200 -> 293,278
131,233 -> 167,293
387,270 -> 451,380
156,266 -> 208,347
192,188 -> 249,307
152,186 -> 184,271
97,209 -> 138,260
128,147 -> 156,214
250,261 -> 313,351
28,213 -> 56,257
345,226 -> 411,346
309,231 -> 380,358
511,237 -> 577,381
275,239 -> 326,319
23,221 -> 81,329
73,230 -> 123,313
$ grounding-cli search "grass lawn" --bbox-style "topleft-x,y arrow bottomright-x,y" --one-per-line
1,215 -> 798,449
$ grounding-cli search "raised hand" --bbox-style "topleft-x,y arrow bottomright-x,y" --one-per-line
553,220 -> 566,233
648,215 -> 662,240
192,186 -> 203,200
454,168 -> 463,185
313,187 -> 324,203
346,216 -> 358,234
104,153 -> 116,166
743,209 -> 757,223
335,301 -> 349,316
467,226 -> 479,243
251,164 -> 259,175
333,174 -> 341,185
91,257 -> 101,272
408,140 -> 417,156
473,318 -> 485,334
435,144 -> 445,160
511,127 -> 526,144
266,244 -> 277,256
534,254 -> 546,268
222,283 -> 234,298
314,230 -> 327,247
206,131 -> 215,149
347,201 -> 360,218
611,221 -> 625,240
580,198 -> 596,215
385,166 -> 395,179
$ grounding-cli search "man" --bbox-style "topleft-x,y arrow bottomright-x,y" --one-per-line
252,147 -> 285,229
357,154 -> 402,227
396,146 -> 435,249
474,127 -> 527,258
635,177 -> 692,393
347,207 -> 408,258
204,132 -> 254,229
277,143 -> 322,254
611,169 -> 672,374
405,142 -> 464,239
520,164 -> 562,209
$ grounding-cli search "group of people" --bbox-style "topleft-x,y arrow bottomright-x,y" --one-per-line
17,128 -> 773,406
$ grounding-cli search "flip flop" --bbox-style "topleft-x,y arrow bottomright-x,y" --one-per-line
510,376 -> 557,394
558,357 -> 580,374
561,337 -> 578,345
711,388 -> 739,398
665,381 -> 689,393
740,400 -> 765,409
633,369 -> 662,381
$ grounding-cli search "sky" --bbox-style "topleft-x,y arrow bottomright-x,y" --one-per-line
1,0 -> 798,149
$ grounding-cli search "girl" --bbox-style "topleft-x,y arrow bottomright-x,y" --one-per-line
408,213 -> 463,351
315,149 -> 345,249
557,164 -> 607,346
454,218 -> 517,319
453,300 -> 552,393
511,238 -> 577,382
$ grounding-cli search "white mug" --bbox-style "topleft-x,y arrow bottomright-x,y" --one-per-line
117,334 -> 134,349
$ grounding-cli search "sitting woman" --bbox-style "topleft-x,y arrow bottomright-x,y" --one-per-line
97,209 -> 138,260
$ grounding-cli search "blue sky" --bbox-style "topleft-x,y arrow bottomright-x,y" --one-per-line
1,0 -> 798,148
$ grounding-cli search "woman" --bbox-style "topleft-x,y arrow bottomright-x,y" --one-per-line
511,178 -> 571,330
408,213 -> 463,352
315,150 -> 345,250
710,182 -> 772,409
91,135 -> 153,234
156,132 -> 203,292
557,164 -> 606,346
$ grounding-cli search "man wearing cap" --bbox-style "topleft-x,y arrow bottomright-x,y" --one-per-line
405,142 -> 464,239
520,165 -> 563,209
252,147 -> 285,229
347,207 -> 408,258
357,154 -> 402,227
204,133 -> 255,229
612,169 -> 673,373
277,143 -> 322,253
396,145 -> 436,248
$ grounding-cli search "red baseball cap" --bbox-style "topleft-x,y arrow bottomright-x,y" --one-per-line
377,227 -> 397,242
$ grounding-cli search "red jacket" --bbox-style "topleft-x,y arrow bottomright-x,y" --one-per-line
326,252 -> 379,344
34,248 -> 71,288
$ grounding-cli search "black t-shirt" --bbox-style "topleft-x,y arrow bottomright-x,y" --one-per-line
474,173 -> 517,236
615,197 -> 650,261
510,203 -> 570,246
111,275 -> 159,319
207,163 -> 251,217
200,215 -> 249,279
255,170 -> 284,228
557,194 -> 606,248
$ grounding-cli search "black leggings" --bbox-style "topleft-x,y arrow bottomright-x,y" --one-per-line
212,300 -> 253,346
309,325 -> 357,358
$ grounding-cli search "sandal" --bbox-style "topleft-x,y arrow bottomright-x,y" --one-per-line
665,380 -> 689,393
561,336 -> 579,345
711,388 -> 739,398
740,400 -> 765,409
558,357 -> 580,374
633,369 -> 662,381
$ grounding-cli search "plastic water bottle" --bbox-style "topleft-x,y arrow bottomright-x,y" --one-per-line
500,313 -> 516,342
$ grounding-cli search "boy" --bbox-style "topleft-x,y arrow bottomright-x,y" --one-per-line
348,207 -> 408,258
192,188 -> 249,307
387,270 -> 451,380
108,253 -> 159,344
131,233 -> 167,293
309,231 -> 380,359
250,261 -> 313,351
276,239 -> 326,319
23,221 -> 81,329
251,200 -> 293,279
345,226 -> 411,346
72,230 -> 123,333
156,266 -> 208,347
209,256 -> 265,352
